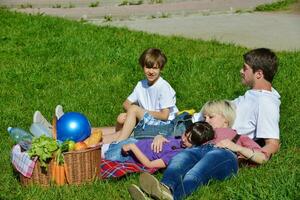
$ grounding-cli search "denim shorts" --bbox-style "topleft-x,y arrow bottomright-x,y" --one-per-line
141,112 -> 171,126
104,138 -> 138,162
133,112 -> 193,139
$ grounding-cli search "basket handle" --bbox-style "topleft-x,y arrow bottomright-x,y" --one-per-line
52,116 -> 57,140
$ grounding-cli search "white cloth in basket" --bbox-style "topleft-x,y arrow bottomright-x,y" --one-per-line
11,144 -> 37,178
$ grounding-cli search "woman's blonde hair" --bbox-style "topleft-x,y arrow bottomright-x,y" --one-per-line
201,100 -> 236,127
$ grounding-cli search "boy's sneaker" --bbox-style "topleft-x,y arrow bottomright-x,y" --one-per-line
55,105 -> 64,120
33,111 -> 52,132
139,173 -> 173,200
128,184 -> 151,200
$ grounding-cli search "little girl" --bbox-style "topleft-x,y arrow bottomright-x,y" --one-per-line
103,121 -> 214,169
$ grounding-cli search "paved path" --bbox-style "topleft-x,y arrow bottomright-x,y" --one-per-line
98,12 -> 300,51
3,0 -> 300,51
9,0 -> 275,19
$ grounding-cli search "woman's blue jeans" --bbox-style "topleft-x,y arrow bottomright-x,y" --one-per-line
161,144 -> 238,200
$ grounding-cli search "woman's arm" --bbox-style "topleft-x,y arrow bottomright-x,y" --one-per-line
216,139 -> 268,164
122,143 -> 166,168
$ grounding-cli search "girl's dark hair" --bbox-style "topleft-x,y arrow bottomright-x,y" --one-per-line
186,121 -> 215,146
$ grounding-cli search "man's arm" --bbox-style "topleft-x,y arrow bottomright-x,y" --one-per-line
216,139 -> 268,164
122,143 -> 166,168
148,108 -> 170,121
262,138 -> 280,158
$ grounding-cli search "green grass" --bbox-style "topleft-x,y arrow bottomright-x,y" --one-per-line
255,0 -> 298,11
52,4 -> 62,8
20,4 -> 33,9
119,0 -> 144,6
0,8 -> 300,200
89,1 -> 100,8
149,0 -> 164,4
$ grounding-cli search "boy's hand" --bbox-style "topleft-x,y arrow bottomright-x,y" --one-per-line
117,113 -> 127,124
151,135 -> 169,153
148,108 -> 170,121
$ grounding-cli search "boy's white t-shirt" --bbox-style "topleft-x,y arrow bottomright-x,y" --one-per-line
127,77 -> 178,121
192,88 -> 281,140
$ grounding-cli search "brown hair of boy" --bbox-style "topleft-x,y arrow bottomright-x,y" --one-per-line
139,48 -> 167,69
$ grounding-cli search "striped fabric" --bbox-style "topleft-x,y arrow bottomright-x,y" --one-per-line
100,159 -> 158,179
11,145 -> 37,178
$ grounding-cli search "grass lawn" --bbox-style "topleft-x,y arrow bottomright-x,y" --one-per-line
0,8 -> 299,200
255,0 -> 299,11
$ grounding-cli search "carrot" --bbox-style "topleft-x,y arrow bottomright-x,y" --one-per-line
51,161 -> 66,185
51,161 -> 56,183
57,165 -> 65,185
51,117 -> 67,185
64,163 -> 70,184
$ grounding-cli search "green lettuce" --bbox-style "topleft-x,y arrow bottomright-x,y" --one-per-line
28,135 -> 58,168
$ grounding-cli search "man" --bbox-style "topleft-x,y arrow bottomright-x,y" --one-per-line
192,48 -> 280,157
231,48 -> 280,157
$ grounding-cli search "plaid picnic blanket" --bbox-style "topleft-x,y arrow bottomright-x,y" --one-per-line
100,159 -> 158,179
11,144 -> 37,178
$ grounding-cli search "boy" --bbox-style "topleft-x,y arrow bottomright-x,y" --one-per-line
112,48 -> 178,142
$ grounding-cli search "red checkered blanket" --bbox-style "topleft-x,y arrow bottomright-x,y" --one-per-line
100,159 -> 158,179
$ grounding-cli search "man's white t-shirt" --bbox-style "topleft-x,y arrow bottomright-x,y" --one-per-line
127,77 -> 178,121
231,88 -> 280,139
192,88 -> 281,140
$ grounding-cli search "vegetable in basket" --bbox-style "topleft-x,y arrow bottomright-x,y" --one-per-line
28,135 -> 58,168
52,140 -> 71,185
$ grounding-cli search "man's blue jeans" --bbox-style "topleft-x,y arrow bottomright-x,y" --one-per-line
161,144 -> 238,200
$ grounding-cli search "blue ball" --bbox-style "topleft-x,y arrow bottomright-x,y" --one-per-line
57,112 -> 91,142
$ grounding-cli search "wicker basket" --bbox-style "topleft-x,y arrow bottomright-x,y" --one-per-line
20,145 -> 101,186
64,145 -> 101,185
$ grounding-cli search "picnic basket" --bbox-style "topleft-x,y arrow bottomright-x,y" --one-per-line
20,145 -> 101,186
20,116 -> 101,186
